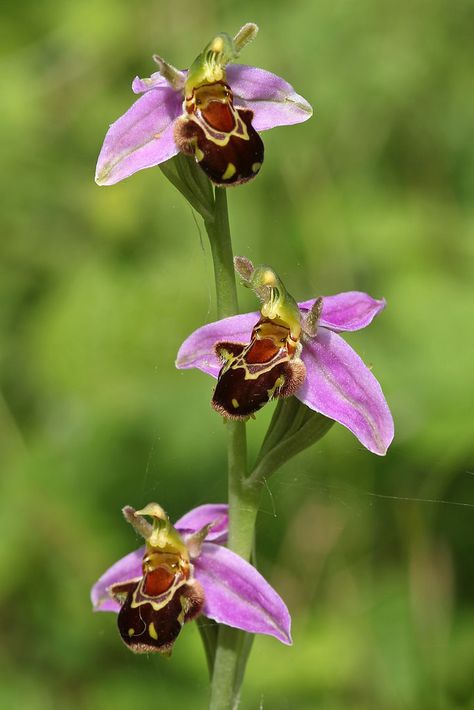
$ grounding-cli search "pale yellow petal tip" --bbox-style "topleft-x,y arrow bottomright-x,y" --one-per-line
95,167 -> 110,186
294,96 -> 314,119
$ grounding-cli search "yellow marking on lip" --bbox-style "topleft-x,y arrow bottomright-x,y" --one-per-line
222,163 -> 236,180
195,147 -> 204,162
252,162 -> 262,173
267,374 -> 285,400
231,398 -> 240,409
190,111 -> 250,146
128,628 -> 135,637
178,595 -> 189,625
148,622 -> 158,640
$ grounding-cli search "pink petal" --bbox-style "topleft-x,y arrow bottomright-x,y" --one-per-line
227,64 -> 313,132
300,292 -> 386,332
91,547 -> 144,612
195,543 -> 292,644
175,312 -> 258,376
175,504 -> 228,543
299,328 -> 394,455
95,87 -> 182,186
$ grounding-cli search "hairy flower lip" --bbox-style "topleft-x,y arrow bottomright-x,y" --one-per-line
176,291 -> 394,455
91,503 -> 292,645
95,63 -> 312,186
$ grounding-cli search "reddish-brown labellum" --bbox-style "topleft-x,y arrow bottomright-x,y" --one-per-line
212,318 -> 306,419
109,548 -> 204,654
174,81 -> 264,186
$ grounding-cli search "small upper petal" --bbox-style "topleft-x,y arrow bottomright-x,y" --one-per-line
299,328 -> 394,455
227,63 -> 313,131
132,68 -> 186,94
176,312 -> 258,377
175,503 -> 228,543
91,546 -> 144,612
95,87 -> 182,186
194,542 -> 292,644
300,292 -> 386,332
132,72 -> 171,94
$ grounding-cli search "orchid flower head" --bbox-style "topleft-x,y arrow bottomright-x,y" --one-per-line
95,23 -> 312,187
91,502 -> 292,654
176,258 -> 394,456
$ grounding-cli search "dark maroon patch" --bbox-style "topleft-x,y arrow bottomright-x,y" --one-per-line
174,107 -> 264,186
116,579 -> 204,655
212,354 -> 291,419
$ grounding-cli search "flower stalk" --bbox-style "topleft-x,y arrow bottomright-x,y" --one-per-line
204,184 -> 262,709
205,188 -> 239,319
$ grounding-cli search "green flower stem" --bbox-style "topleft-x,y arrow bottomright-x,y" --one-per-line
204,186 -> 261,710
161,159 -> 335,706
205,187 -> 238,318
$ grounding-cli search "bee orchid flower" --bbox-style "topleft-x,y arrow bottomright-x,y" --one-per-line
176,259 -> 394,456
91,503 -> 292,654
95,23 -> 312,187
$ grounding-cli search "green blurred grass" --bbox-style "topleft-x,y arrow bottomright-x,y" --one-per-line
1,0 -> 473,707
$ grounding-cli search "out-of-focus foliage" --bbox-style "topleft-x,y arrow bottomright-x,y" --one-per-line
1,0 -> 473,708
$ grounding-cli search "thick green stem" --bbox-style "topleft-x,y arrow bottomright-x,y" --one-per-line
204,186 -> 261,710
160,158 -> 336,706
205,187 -> 238,319
209,432 -> 260,710
226,421 -> 260,557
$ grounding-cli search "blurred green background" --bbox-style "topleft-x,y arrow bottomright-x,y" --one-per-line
1,0 -> 473,707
